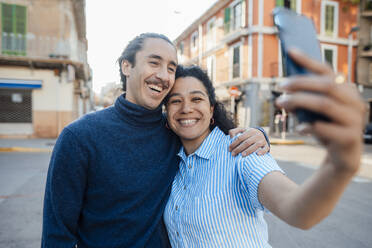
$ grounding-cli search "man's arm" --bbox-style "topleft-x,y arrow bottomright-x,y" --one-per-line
228,127 -> 270,156
42,128 -> 88,247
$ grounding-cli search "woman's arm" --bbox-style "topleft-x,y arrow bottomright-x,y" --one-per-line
258,49 -> 365,230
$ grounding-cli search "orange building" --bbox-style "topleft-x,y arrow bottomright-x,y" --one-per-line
174,0 -> 359,132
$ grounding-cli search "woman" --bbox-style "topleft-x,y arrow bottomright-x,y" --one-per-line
163,49 -> 365,247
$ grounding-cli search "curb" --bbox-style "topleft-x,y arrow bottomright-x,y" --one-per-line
270,139 -> 305,145
0,147 -> 52,153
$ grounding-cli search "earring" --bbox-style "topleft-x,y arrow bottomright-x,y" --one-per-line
210,118 -> 215,125
165,122 -> 170,129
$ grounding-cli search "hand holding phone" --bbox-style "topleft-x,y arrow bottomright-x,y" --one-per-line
273,7 -> 330,123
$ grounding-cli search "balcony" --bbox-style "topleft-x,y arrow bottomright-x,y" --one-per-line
1,32 -> 88,65
223,20 -> 243,35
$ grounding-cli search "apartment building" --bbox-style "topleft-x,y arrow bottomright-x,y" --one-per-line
0,0 -> 92,138
358,0 -> 372,122
174,0 -> 358,131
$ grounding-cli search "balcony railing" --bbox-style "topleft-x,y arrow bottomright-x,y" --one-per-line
1,32 -> 88,64
224,20 -> 243,35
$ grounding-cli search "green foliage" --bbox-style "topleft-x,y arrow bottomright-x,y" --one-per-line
341,0 -> 360,4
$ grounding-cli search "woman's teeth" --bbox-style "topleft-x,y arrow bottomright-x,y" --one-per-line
179,119 -> 197,126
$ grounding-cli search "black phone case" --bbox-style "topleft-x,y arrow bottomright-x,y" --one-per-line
273,7 -> 329,123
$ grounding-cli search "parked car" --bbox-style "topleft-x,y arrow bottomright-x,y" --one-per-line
363,123 -> 372,144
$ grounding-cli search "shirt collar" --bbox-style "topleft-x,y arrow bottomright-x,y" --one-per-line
177,127 -> 225,161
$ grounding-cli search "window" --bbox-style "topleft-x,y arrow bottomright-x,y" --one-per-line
206,18 -> 216,50
178,42 -> 184,55
232,2 -> 242,31
232,45 -> 240,78
321,1 -> 338,38
276,0 -> 301,13
321,44 -> 337,71
190,31 -> 198,51
207,56 -> 216,82
224,0 -> 245,34
1,3 -> 27,55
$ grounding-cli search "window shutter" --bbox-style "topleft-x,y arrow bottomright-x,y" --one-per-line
224,7 -> 230,33
2,4 -> 13,33
276,0 -> 284,7
15,5 -> 26,35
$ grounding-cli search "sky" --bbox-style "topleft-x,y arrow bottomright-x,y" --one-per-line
86,0 -> 218,94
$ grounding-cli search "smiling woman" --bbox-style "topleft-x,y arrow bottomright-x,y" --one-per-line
163,62 -> 364,247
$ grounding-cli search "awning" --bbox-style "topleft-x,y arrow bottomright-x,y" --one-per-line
0,78 -> 42,89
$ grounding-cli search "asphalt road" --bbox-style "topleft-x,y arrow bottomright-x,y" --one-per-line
0,152 -> 371,247
267,160 -> 372,248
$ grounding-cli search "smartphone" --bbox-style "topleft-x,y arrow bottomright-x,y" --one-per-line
273,7 -> 329,123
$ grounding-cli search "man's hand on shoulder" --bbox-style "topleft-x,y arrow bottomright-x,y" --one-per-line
228,127 -> 270,157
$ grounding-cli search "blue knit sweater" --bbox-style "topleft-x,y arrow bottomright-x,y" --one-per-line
42,95 -> 180,248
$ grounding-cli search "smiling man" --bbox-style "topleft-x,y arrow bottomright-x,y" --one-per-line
41,33 -> 270,248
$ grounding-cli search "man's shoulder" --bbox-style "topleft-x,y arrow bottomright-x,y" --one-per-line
66,107 -> 115,133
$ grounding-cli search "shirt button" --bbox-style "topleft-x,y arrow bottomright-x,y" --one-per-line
183,185 -> 186,190
176,231 -> 179,236
175,205 -> 178,211
188,164 -> 192,169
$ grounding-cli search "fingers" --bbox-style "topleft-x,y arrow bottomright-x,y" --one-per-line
230,137 -> 266,157
276,92 -> 358,126
288,49 -> 333,75
256,144 -> 270,156
311,121 -> 363,147
279,76 -> 363,108
229,128 -> 268,156
229,127 -> 246,138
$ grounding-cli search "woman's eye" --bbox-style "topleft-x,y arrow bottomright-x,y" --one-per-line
170,99 -> 181,104
168,67 -> 175,73
192,97 -> 203,102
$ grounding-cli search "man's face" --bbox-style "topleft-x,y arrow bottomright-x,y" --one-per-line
122,38 -> 178,110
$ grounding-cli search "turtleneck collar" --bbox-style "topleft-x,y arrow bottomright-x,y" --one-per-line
114,94 -> 163,126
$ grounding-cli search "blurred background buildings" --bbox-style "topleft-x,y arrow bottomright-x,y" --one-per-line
0,0 -> 92,138
174,0 -> 366,134
1,0 -> 372,138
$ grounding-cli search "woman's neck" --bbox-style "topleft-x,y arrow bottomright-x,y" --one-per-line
181,130 -> 211,156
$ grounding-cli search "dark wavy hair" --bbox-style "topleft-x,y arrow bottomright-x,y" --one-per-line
165,65 -> 236,134
117,33 -> 174,91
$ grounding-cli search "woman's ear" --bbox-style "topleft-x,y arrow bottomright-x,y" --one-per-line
121,60 -> 131,77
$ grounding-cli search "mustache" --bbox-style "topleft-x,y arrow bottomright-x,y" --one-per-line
145,78 -> 169,89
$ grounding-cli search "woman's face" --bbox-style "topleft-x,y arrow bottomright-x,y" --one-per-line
166,76 -> 214,146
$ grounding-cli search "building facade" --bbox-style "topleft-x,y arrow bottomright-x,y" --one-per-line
358,0 -> 372,123
174,0 -> 358,132
0,0 -> 92,138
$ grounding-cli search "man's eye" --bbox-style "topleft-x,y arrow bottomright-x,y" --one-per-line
192,97 -> 203,102
168,67 -> 175,73
150,61 -> 159,65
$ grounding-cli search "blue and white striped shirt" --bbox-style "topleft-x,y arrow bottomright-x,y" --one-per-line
164,127 -> 283,247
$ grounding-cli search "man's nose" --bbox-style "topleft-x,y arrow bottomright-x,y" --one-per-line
156,67 -> 169,82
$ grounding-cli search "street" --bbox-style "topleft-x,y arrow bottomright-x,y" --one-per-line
0,144 -> 372,248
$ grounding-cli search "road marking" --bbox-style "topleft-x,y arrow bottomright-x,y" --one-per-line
352,177 -> 372,183
0,193 -> 40,199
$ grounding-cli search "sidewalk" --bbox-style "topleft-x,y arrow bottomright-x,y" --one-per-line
269,134 -> 372,180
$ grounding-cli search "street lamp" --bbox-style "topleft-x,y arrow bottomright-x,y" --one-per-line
348,26 -> 359,83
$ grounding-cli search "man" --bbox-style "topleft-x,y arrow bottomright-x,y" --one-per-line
41,33 -> 270,248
